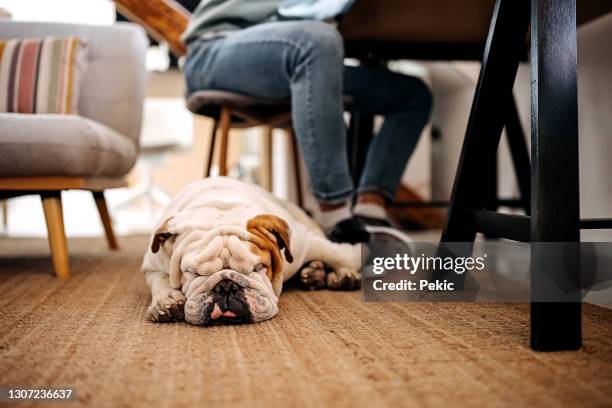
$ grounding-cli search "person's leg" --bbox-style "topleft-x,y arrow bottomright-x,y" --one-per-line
184,21 -> 367,242
344,66 -> 432,224
184,21 -> 353,204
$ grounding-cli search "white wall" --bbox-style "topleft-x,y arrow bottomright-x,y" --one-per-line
429,13 -> 612,230
427,62 -> 478,200
0,0 -> 115,25
576,14 -> 612,222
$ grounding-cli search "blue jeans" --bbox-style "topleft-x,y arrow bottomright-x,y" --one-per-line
184,21 -> 432,204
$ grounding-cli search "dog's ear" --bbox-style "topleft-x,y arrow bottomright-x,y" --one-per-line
247,214 -> 293,263
151,217 -> 176,253
247,214 -> 293,296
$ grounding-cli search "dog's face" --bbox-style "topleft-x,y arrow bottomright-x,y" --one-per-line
151,214 -> 293,325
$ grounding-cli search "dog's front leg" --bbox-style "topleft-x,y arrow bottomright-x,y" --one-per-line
144,269 -> 186,322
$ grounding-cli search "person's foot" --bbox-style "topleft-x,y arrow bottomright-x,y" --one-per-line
353,201 -> 393,228
326,216 -> 370,244
356,215 -> 414,244
351,195 -> 415,243
356,214 -> 392,228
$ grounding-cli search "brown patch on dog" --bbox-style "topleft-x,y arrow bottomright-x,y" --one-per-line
247,243 -> 273,280
151,216 -> 176,253
247,214 -> 293,296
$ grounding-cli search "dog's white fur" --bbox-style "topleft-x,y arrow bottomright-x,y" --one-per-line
142,177 -> 360,324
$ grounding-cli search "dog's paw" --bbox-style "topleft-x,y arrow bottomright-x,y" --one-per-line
147,289 -> 186,323
299,260 -> 326,290
326,267 -> 361,291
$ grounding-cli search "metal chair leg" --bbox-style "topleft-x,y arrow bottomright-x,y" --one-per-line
287,128 -> 303,207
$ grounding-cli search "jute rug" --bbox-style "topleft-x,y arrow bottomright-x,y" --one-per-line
1,236 -> 611,407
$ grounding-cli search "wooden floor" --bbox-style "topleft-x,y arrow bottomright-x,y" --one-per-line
1,236 -> 611,407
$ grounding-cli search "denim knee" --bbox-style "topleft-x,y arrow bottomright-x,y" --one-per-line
412,78 -> 433,119
183,40 -> 218,94
295,21 -> 344,63
394,77 -> 433,122
387,76 -> 433,120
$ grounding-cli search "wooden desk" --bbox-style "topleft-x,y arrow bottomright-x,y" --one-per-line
339,0 -> 612,60
341,0 -> 612,352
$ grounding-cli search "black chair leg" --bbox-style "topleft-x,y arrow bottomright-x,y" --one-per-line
347,113 -> 374,186
440,0 -> 582,351
530,0 -> 581,351
441,0 -> 530,244
444,93 -> 529,218
287,128 -> 304,207
505,94 -> 531,215
483,151 -> 499,212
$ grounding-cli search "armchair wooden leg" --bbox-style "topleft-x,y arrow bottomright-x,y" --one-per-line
41,192 -> 70,279
93,191 -> 119,250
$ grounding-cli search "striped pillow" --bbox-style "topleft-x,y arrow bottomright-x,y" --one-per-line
0,37 -> 87,114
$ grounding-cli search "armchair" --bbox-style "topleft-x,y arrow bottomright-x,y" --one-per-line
0,21 -> 148,278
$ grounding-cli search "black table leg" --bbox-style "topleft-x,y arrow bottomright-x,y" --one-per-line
483,151 -> 499,212
347,113 -> 374,185
505,94 -> 531,215
530,0 -> 581,351
441,0 -> 530,243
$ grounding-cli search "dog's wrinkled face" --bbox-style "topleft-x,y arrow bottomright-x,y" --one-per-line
182,268 -> 276,325
151,214 -> 292,325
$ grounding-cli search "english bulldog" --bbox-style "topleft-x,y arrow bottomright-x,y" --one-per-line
142,177 -> 361,325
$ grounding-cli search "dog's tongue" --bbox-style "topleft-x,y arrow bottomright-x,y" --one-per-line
211,304 -> 223,320
211,304 -> 237,320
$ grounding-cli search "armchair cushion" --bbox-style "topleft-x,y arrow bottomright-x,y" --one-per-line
0,36 -> 88,114
0,22 -> 148,146
0,113 -> 137,177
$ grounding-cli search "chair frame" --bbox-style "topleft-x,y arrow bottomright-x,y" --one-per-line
204,104 -> 304,207
0,177 -> 124,279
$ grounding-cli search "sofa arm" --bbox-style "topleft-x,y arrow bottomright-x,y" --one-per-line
0,21 -> 148,147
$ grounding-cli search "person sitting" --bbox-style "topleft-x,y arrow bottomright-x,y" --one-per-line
182,0 -> 433,244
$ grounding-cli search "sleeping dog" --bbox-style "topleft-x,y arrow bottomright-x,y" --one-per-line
142,177 -> 361,325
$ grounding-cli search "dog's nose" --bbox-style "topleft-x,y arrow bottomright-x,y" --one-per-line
213,279 -> 239,296
209,279 -> 250,324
